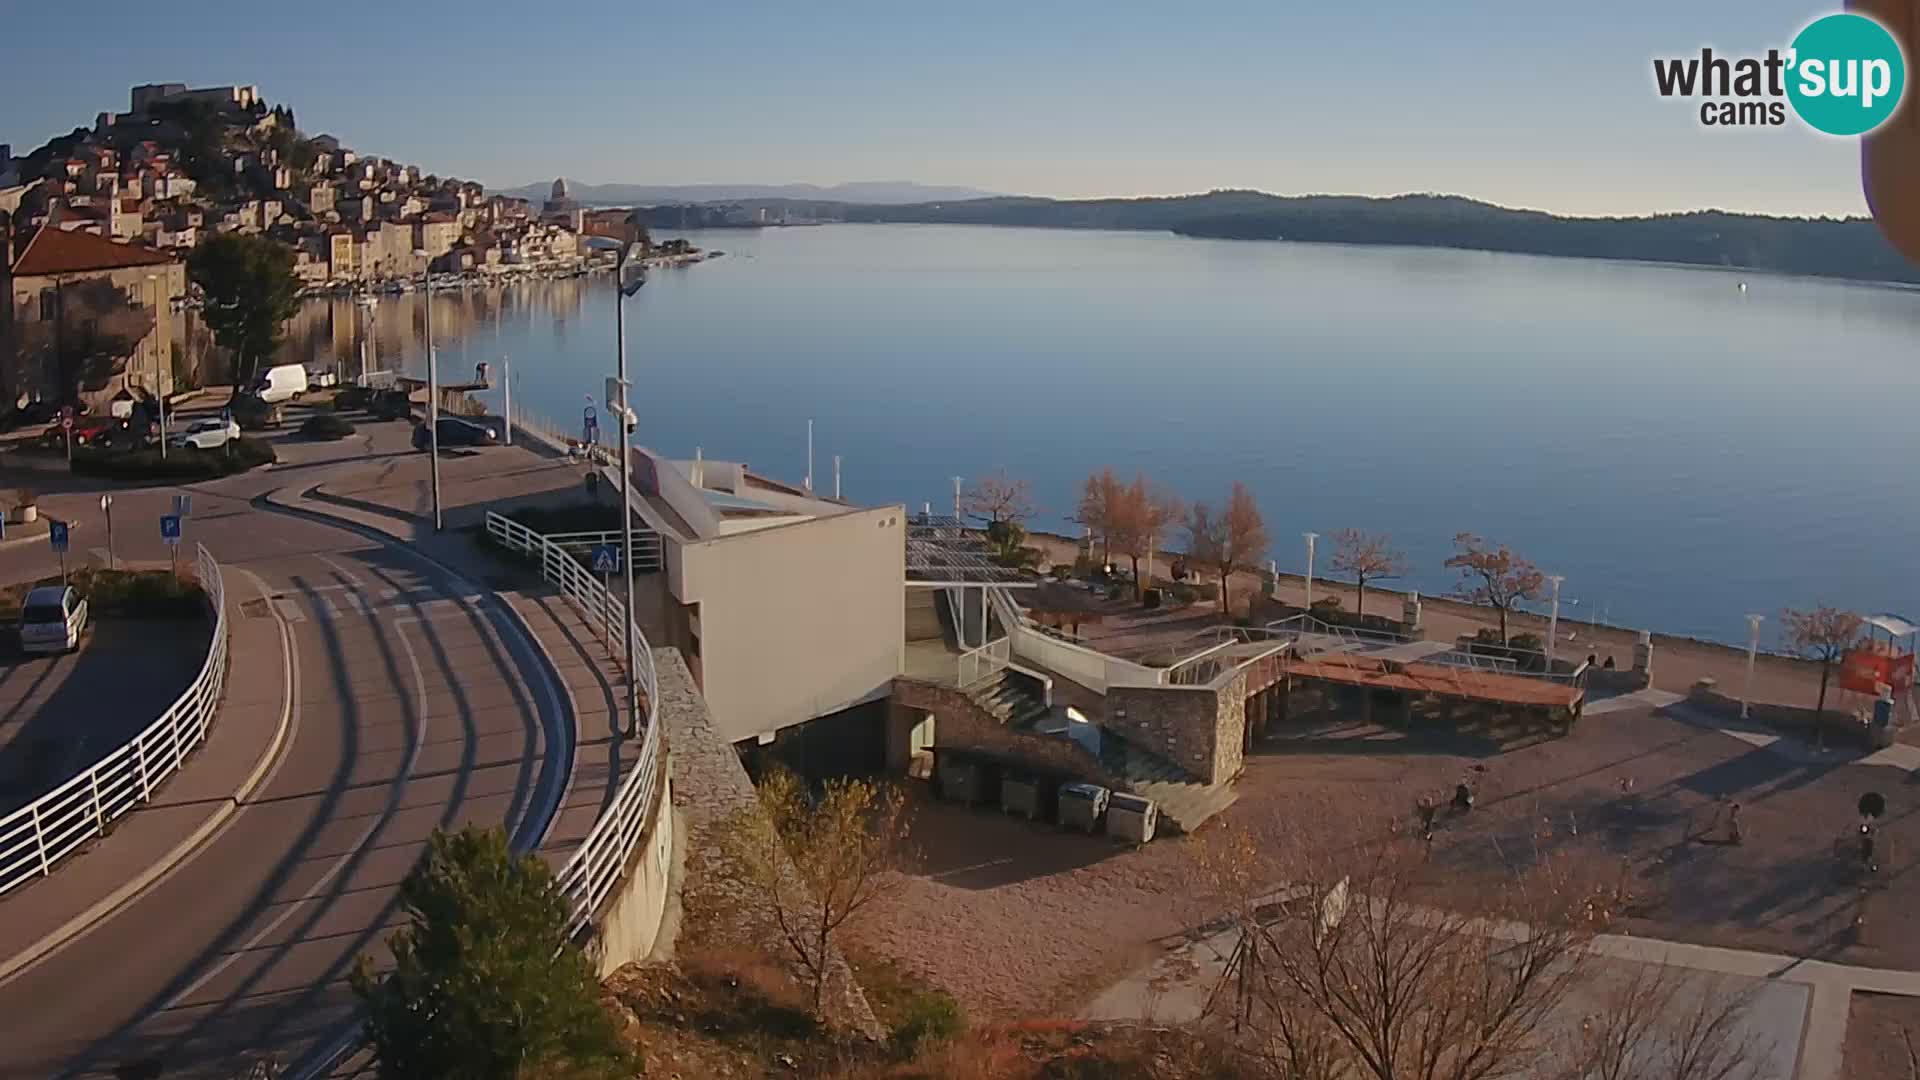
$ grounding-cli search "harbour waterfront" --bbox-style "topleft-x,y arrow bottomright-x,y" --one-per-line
285,223 -> 1920,644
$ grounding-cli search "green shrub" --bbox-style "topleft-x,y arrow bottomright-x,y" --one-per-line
890,988 -> 964,1058
300,413 -> 356,440
70,438 -> 276,481
70,567 -> 206,617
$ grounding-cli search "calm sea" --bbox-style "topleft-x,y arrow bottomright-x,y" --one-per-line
286,224 -> 1920,644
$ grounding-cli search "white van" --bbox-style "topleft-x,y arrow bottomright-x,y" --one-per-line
252,363 -> 309,404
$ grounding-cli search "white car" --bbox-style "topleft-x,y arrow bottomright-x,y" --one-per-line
170,418 -> 240,450
19,586 -> 87,655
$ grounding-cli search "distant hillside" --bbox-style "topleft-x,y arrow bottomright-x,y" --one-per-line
833,191 -> 1920,286
498,179 -> 1001,206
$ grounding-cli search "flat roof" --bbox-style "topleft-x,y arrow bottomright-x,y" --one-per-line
906,514 -> 1036,586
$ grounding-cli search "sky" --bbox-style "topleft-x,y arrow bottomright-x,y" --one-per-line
0,0 -> 1878,218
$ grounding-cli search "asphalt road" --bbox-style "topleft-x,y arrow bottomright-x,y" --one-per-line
0,414 -> 573,1078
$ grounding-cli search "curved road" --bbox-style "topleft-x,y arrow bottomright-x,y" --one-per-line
0,420 -> 572,1078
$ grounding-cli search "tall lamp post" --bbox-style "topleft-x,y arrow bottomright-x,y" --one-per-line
585,234 -> 649,737
1303,532 -> 1319,611
421,259 -> 442,531
1545,574 -> 1565,668
1743,614 -> 1764,719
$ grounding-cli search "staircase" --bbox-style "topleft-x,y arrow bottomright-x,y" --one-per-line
1093,733 -> 1239,834
964,670 -> 1239,833
964,669 -> 1050,728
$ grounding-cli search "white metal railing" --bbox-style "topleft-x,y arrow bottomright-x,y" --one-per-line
485,512 -> 661,935
0,544 -> 227,896
958,636 -> 1011,688
543,529 -> 665,573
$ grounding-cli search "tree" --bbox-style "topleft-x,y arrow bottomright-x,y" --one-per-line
1328,529 -> 1406,619
188,233 -> 299,392
1781,606 -> 1865,748
1191,825 -> 1762,1080
1074,467 -> 1125,567
1189,482 -> 1270,616
960,470 -> 1035,527
349,826 -> 627,1080
1112,472 -> 1184,599
719,766 -> 909,1013
1444,533 -> 1544,642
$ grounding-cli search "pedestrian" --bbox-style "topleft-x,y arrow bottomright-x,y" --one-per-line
1727,801 -> 1742,845
1604,655 -> 1617,670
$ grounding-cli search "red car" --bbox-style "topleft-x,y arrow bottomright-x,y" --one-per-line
40,417 -> 117,449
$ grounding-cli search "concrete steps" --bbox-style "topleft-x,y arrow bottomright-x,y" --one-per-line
1094,731 -> 1238,834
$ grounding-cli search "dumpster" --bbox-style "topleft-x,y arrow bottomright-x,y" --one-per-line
937,756 -> 984,805
1058,782 -> 1110,834
1107,792 -> 1159,844
1001,773 -> 1042,821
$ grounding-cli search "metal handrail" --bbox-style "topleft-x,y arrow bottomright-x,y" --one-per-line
0,544 -> 228,896
485,512 -> 661,935
543,529 -> 665,572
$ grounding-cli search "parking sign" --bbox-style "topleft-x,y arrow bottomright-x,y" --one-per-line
161,515 -> 182,546
49,521 -> 68,553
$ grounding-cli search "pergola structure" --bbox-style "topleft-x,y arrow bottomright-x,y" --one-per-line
906,513 -> 1034,651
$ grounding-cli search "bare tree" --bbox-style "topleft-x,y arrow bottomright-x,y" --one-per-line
1328,529 -> 1407,619
717,766 -> 909,1013
1189,482 -> 1270,616
1780,606 -> 1865,749
1189,825 -> 1764,1080
960,469 -> 1035,527
1444,533 -> 1544,642
1112,473 -> 1184,599
1075,467 -> 1125,567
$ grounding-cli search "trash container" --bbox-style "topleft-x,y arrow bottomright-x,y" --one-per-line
937,756 -> 983,804
1058,782 -> 1109,834
1001,773 -> 1041,820
1107,793 -> 1159,844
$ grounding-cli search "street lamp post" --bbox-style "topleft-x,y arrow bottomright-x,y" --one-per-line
1546,574 -> 1565,668
1303,532 -> 1319,611
423,263 -> 442,531
1743,614 -> 1764,719
611,243 -> 645,738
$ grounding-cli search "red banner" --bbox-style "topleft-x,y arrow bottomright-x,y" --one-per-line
1840,647 -> 1916,695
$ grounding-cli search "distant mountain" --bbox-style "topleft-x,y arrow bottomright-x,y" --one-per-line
497,179 -> 1002,206
832,190 -> 1920,286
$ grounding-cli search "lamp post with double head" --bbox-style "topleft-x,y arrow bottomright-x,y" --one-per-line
586,232 -> 648,737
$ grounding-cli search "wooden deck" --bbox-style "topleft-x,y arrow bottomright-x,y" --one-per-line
1281,655 -> 1583,710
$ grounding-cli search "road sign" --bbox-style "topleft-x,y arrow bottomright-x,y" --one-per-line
590,543 -> 620,574
160,515 -> 182,546
59,414 -> 72,432
172,493 -> 192,517
99,493 -> 112,512
49,521 -> 68,554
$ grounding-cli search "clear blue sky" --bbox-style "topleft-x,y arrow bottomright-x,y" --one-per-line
0,0 -> 1874,217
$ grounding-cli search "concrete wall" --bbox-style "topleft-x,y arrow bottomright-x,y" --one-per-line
590,774 -> 675,978
677,505 -> 906,743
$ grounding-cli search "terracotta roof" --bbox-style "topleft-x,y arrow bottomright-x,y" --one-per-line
10,224 -> 175,276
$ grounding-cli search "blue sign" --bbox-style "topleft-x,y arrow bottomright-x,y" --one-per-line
590,543 -> 620,574
48,521 -> 68,554
160,515 -> 182,546
583,405 -> 600,446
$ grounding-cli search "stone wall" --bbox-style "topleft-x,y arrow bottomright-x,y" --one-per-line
1107,652 -> 1288,785
891,677 -> 1120,788
1686,679 -> 1870,748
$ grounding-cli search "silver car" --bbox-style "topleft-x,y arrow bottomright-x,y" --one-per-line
19,585 -> 87,655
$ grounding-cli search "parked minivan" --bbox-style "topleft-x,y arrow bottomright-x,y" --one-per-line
19,585 -> 88,655
251,363 -> 310,404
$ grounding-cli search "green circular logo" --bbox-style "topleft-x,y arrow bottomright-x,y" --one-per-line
1787,13 -> 1907,136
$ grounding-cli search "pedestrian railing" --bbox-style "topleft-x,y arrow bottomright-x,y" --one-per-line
542,529 -> 665,573
0,544 -> 228,896
484,511 -> 661,935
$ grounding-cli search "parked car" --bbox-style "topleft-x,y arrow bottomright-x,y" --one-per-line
250,363 -> 310,404
228,394 -> 284,431
40,417 -> 118,449
370,389 -> 415,420
170,417 -> 241,450
413,416 -> 498,450
19,585 -> 88,655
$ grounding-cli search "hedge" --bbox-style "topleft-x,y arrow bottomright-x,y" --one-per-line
70,437 -> 277,481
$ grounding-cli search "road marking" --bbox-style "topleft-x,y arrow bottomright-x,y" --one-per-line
0,566 -> 300,987
163,557 -> 429,1008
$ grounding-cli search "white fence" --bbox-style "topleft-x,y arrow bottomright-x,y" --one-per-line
0,545 -> 227,896
543,529 -> 665,574
485,512 -> 662,936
